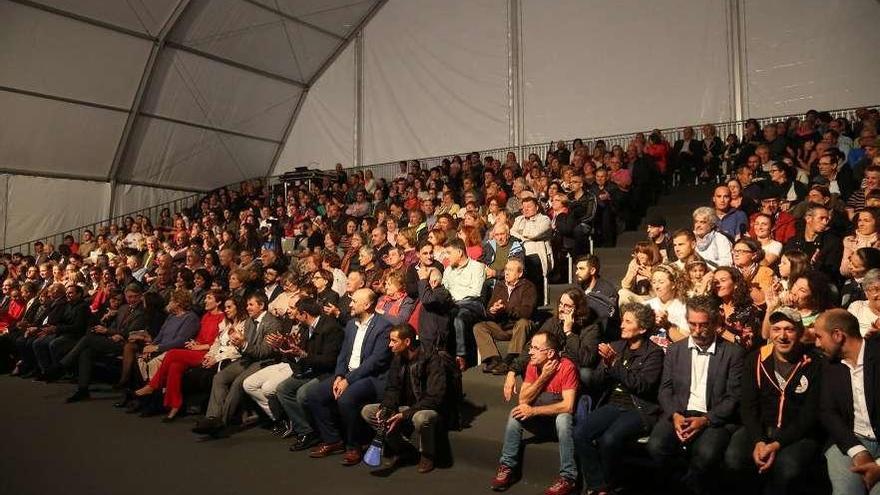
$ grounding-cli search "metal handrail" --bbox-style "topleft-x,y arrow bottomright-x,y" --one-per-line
339,104 -> 875,181
3,104 -> 875,255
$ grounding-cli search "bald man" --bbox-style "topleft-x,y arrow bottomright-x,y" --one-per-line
305,288 -> 392,466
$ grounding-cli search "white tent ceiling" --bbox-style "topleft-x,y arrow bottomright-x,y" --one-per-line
0,0 -> 385,192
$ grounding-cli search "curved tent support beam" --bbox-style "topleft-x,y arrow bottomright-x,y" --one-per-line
107,0 -> 194,217
266,0 -> 388,179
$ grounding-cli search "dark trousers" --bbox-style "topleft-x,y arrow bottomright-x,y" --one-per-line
575,404 -> 647,490
647,415 -> 733,493
0,329 -> 22,372
60,333 -> 123,390
33,334 -> 77,374
306,375 -> 381,448
522,254 -> 546,306
724,426 -> 820,495
15,333 -> 39,372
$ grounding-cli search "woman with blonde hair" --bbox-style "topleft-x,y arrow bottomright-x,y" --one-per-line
645,264 -> 691,347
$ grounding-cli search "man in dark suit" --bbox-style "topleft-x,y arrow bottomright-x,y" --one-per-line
194,292 -> 283,435
273,297 -> 344,451
473,259 -> 536,375
673,126 -> 705,186
32,284 -> 89,378
306,288 -> 392,466
725,307 -> 824,494
816,309 -> 880,495
53,284 -> 146,402
647,295 -> 743,493
15,283 -> 65,377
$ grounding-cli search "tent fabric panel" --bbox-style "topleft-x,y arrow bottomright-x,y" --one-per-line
4,175 -> 110,248
172,0 -> 343,83
119,116 -> 278,190
274,43 -> 355,174
361,0 -> 509,165
0,91 -> 126,177
112,184 -> 196,217
265,0 -> 379,37
141,47 -> 303,141
0,2 -> 153,108
0,175 -> 8,248
34,0 -> 181,36
744,0 -> 880,117
521,0 -> 732,144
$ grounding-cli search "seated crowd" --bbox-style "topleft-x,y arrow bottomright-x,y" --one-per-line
0,107 -> 878,495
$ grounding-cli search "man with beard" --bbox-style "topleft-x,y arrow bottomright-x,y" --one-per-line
645,216 -> 675,262
815,309 -> 880,495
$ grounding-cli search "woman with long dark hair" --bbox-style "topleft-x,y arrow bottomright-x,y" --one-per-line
712,267 -> 763,351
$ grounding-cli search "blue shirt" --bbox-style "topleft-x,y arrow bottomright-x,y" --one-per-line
717,209 -> 748,240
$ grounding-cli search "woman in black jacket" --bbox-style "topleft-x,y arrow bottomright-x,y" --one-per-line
574,302 -> 664,494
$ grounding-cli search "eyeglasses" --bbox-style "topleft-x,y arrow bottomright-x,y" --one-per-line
732,249 -> 754,255
528,345 -> 551,353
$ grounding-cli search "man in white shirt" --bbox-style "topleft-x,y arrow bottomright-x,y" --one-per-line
442,238 -> 486,371
816,309 -> 880,495
510,197 -> 553,305
305,288 -> 392,466
647,295 -> 743,493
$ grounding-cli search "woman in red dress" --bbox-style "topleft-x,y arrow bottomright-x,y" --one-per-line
134,290 -> 225,421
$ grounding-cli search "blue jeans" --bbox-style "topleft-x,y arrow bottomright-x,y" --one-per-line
276,376 -> 318,436
575,404 -> 646,490
452,299 -> 484,357
499,411 -> 577,480
826,435 -> 880,495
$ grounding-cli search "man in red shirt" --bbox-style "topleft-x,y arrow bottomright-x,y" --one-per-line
491,331 -> 578,495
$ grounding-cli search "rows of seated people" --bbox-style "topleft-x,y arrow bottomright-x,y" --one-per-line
0,107 -> 877,495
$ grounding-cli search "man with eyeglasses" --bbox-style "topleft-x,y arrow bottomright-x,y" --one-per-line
491,331 -> 579,495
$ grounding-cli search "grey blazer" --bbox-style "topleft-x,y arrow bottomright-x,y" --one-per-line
658,337 -> 744,425
241,312 -> 284,365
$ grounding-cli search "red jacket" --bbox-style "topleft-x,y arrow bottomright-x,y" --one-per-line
749,211 -> 797,244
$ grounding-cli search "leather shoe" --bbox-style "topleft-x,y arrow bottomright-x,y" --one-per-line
417,454 -> 434,474
65,389 -> 90,403
309,441 -> 344,458
489,361 -> 510,375
481,357 -> 501,373
289,433 -> 320,452
341,447 -> 362,466
192,417 -> 224,435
